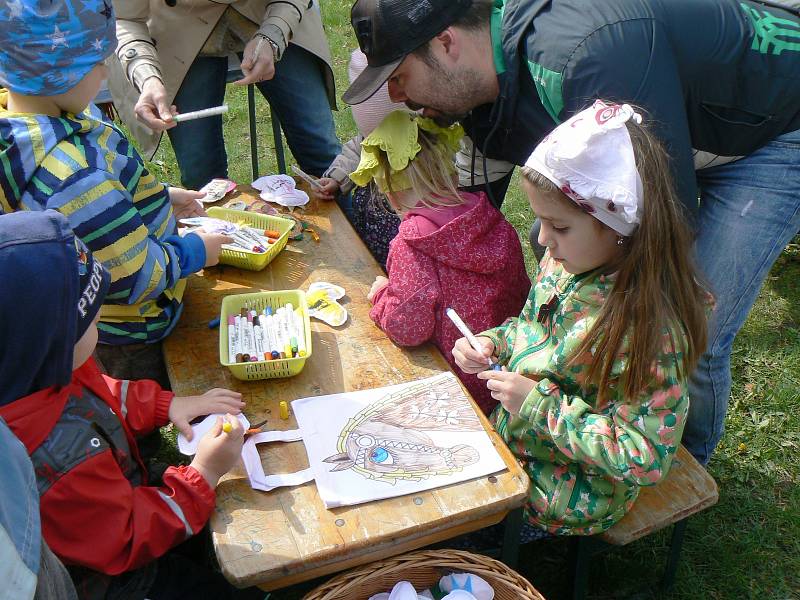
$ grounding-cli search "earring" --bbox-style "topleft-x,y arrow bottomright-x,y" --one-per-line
617,236 -> 625,246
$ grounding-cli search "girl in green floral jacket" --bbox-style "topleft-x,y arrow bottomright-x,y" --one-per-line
454,100 -> 710,536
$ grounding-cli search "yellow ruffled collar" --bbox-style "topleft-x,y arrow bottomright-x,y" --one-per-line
350,111 -> 463,193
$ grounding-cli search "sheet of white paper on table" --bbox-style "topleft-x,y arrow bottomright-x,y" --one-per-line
242,429 -> 314,492
177,413 -> 250,456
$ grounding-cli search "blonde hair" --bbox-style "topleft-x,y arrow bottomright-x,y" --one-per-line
522,109 -> 708,402
380,128 -> 463,212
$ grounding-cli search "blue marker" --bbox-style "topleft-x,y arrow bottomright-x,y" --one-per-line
445,307 -> 502,371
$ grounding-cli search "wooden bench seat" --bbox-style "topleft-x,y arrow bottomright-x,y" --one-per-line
571,445 -> 718,599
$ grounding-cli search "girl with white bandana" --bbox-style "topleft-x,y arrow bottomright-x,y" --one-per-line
453,100 -> 712,535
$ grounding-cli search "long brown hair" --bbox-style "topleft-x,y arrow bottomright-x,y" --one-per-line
523,110 -> 708,402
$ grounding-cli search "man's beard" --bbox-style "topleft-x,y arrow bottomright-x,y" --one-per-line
404,59 -> 481,126
404,101 -> 466,127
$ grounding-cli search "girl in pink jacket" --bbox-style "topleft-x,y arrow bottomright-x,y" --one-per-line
351,111 -> 529,414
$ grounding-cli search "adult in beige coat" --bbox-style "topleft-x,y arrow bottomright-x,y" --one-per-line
108,0 -> 340,189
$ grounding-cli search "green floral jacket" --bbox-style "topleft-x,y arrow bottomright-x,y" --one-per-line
481,254 -> 689,536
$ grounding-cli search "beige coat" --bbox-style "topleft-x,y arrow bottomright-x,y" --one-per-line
108,0 -> 335,158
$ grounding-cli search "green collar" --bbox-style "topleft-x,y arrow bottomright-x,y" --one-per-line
491,0 -> 507,75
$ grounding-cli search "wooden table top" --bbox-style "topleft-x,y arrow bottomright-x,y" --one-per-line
163,189 -> 529,590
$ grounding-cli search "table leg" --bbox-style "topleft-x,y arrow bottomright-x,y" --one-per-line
500,507 -> 523,568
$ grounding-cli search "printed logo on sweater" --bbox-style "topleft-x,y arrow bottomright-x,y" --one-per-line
741,2 -> 800,55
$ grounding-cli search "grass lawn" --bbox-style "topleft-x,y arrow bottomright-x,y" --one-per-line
143,1 -> 800,597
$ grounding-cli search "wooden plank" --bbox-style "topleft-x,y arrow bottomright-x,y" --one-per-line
600,445 -> 719,546
163,190 -> 529,589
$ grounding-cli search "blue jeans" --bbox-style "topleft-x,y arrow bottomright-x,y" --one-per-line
682,129 -> 800,464
168,45 -> 340,190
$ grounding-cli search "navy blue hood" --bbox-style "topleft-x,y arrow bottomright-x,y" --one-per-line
0,211 -> 108,406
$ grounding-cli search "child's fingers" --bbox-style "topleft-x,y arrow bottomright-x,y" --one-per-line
210,416 -> 224,437
207,388 -> 243,400
175,417 -> 193,441
222,414 -> 244,439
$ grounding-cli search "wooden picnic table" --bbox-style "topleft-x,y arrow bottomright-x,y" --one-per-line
163,188 -> 530,591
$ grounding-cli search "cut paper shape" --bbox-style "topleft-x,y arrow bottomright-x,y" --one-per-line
306,282 -> 348,326
293,372 -> 505,508
178,413 -> 250,456
199,178 -> 236,203
252,174 -> 309,207
178,418 -> 312,493
242,429 -> 314,492
440,574 -> 494,600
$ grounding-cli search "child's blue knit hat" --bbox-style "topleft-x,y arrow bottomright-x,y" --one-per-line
0,0 -> 116,96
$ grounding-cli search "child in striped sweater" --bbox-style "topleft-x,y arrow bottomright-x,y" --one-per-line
0,0 -> 230,384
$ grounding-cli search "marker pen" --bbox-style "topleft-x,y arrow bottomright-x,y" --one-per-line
445,307 -> 501,370
253,317 -> 265,362
291,307 -> 307,357
233,315 -> 245,362
172,104 -> 228,123
245,313 -> 258,361
228,316 -> 238,363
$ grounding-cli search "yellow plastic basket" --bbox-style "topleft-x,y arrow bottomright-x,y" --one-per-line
206,206 -> 294,271
219,290 -> 312,380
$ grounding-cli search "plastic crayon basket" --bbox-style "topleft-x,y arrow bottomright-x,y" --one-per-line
219,290 -> 312,381
206,206 -> 294,271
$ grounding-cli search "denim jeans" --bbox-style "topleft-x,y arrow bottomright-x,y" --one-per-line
168,45 -> 340,190
683,129 -> 800,464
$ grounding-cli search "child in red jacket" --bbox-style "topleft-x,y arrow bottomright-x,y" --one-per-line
0,210 -> 260,599
351,111 -> 530,414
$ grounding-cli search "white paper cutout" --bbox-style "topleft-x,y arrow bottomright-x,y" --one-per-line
242,432 -> 315,492
293,372 -> 505,509
252,174 -> 309,207
177,413 -> 250,456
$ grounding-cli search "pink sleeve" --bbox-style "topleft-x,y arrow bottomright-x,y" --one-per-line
369,236 -> 440,347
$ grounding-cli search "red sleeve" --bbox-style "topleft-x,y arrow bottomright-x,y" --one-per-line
40,452 -> 214,574
369,233 -> 440,347
102,374 -> 174,436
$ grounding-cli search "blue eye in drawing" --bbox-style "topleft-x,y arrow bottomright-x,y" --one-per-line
370,447 -> 393,464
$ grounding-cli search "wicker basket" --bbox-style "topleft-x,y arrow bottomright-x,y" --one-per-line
303,549 -> 544,600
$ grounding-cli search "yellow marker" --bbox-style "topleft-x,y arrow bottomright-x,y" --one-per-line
279,401 -> 289,420
222,420 -> 233,433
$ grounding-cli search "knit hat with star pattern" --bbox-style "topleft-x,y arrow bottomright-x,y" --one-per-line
0,0 -> 116,96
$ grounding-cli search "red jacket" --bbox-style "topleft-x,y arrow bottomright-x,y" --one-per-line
370,192 -> 530,414
0,358 -> 215,580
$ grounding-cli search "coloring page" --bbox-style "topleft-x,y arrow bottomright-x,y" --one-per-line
292,372 -> 505,508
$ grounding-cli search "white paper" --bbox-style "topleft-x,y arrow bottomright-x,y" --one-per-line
242,430 -> 314,492
293,372 -> 506,509
252,174 -> 309,207
177,413 -> 250,456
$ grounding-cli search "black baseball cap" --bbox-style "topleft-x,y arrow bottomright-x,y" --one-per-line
343,0 -> 474,105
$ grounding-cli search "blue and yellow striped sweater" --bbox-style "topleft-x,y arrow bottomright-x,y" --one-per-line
0,99 -> 205,345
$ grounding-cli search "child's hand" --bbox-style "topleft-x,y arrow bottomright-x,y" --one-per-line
477,368 -> 536,415
169,388 -> 245,440
452,336 -> 496,373
312,178 -> 340,201
367,276 -> 389,303
194,230 -> 234,267
169,187 -> 207,220
190,415 -> 244,487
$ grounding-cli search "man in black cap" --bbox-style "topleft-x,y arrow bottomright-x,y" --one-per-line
343,0 -> 800,467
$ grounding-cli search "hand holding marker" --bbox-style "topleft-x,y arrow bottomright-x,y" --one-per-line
446,308 -> 502,371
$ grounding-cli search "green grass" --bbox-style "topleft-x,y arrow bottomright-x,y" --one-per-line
145,2 -> 800,597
